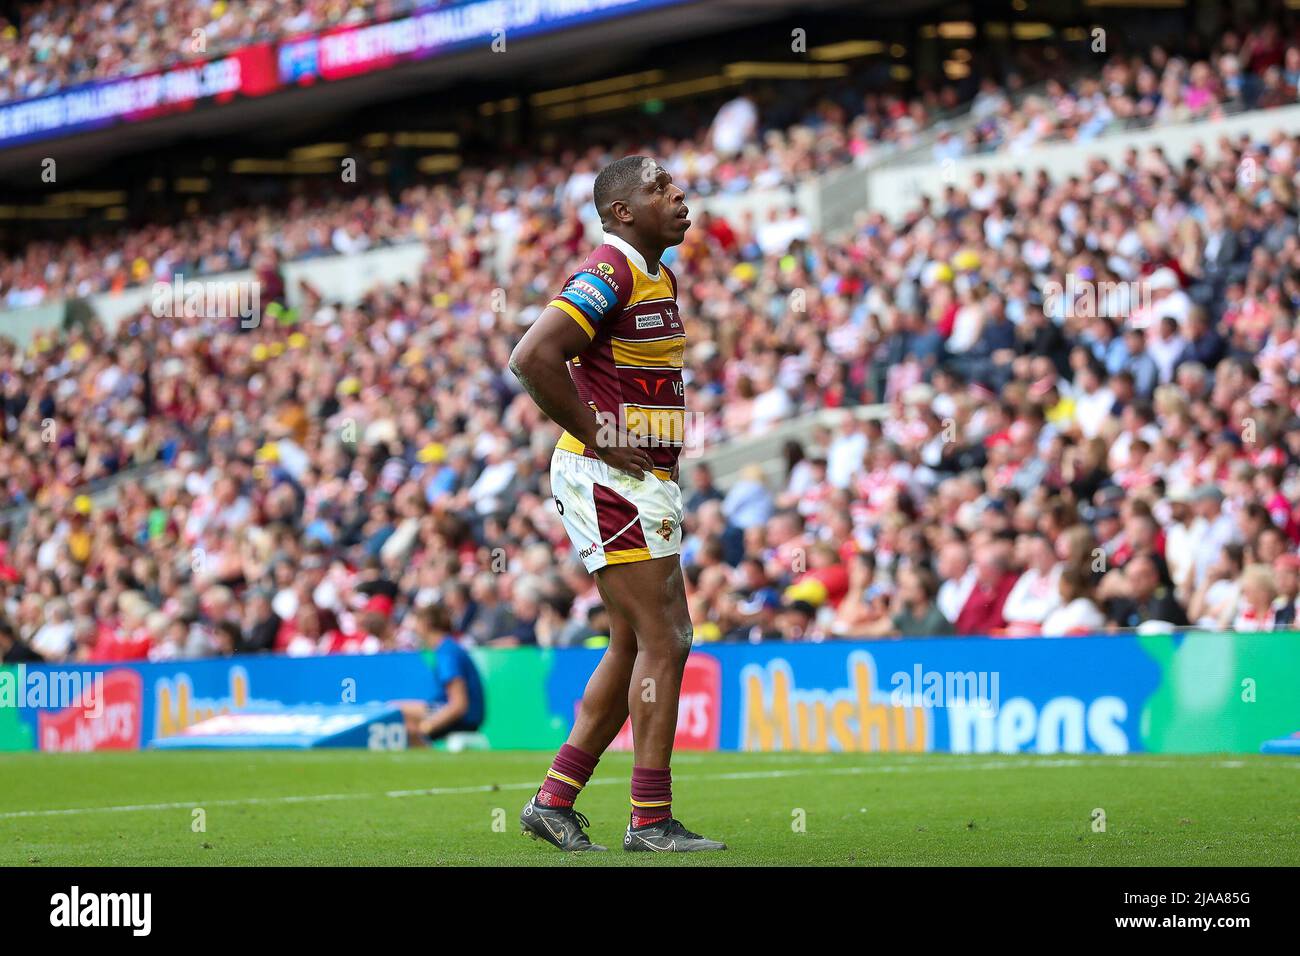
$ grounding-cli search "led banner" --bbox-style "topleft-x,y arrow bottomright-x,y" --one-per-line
3,632 -> 1296,755
0,1 -> 690,149
282,0 -> 692,85
0,44 -> 280,149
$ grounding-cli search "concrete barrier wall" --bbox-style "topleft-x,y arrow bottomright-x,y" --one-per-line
678,402 -> 887,493
0,301 -> 65,345
89,241 -> 433,333
1,242 -> 434,346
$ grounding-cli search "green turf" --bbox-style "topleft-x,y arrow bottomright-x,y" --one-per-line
1,751 -> 1296,866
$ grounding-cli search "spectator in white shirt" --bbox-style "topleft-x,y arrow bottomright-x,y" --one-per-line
1148,267 -> 1193,327
827,414 -> 869,490
749,371 -> 793,434
756,206 -> 812,256
1186,485 -> 1242,590
710,93 -> 758,157
936,541 -> 977,623
30,599 -> 76,661
1147,315 -> 1188,384
1003,533 -> 1064,626
468,439 -> 517,517
1187,542 -> 1244,627
1073,362 -> 1117,439
1229,563 -> 1279,632
331,221 -> 372,256
1041,566 -> 1107,636
1161,488 -> 1198,597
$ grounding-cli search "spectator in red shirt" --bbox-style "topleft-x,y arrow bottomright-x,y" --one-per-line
91,592 -> 154,661
954,547 -> 1021,635
701,210 -> 737,254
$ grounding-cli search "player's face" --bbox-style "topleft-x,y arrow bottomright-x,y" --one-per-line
630,163 -> 689,247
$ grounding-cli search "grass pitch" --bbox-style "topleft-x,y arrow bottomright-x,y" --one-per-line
1,751 -> 1296,866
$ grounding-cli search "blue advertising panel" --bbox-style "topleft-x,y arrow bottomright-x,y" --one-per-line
5,652 -> 434,752
545,637 -> 1166,755
6,632 -> 1293,755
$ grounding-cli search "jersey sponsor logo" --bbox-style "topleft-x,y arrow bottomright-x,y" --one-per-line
581,265 -> 621,294
627,378 -> 685,401
632,375 -> 669,397
579,541 -> 600,559
571,279 -> 610,309
636,312 -> 665,330
657,518 -> 675,541
561,273 -> 619,320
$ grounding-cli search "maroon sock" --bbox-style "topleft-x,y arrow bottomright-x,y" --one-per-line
630,766 -> 672,828
536,743 -> 599,808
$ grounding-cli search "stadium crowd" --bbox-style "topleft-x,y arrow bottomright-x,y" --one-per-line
8,35 -> 1300,660
10,12 -> 1300,307
6,117 -> 1300,660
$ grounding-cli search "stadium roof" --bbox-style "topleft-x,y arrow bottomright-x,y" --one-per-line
0,0 -> 943,182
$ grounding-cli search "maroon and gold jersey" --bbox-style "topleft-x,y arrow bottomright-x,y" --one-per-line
547,233 -> 686,474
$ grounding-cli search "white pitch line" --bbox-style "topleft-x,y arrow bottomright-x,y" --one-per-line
1,755 -> 1290,821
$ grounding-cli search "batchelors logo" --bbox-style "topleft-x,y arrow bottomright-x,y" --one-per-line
38,669 -> 143,752
595,653 -> 721,751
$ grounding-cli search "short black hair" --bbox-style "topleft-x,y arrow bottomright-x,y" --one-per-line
593,155 -> 653,222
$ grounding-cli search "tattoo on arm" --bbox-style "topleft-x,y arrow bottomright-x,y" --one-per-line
510,357 -> 599,448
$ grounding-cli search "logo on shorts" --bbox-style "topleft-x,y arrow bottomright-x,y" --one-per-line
579,542 -> 599,558
657,518 -> 674,541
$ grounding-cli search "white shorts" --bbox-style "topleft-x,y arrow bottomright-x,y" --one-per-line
550,448 -> 683,573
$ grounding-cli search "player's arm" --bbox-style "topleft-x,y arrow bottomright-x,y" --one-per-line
509,304 -> 654,479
